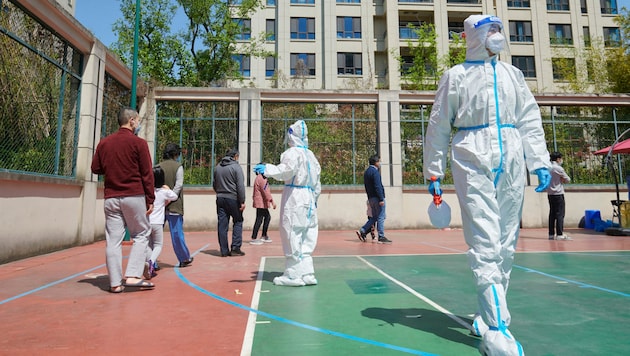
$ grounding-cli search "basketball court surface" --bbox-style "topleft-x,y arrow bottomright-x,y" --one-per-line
1,228 -> 629,355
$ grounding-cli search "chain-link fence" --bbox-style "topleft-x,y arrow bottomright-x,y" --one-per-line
0,1 -> 81,177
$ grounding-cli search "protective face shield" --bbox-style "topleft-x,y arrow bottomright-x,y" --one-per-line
463,15 -> 505,61
284,120 -> 309,148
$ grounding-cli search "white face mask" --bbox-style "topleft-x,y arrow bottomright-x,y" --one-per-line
485,32 -> 505,55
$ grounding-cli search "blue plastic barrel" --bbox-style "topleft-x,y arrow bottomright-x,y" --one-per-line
584,210 -> 601,229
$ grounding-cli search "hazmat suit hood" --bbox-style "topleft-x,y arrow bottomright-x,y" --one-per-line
464,15 -> 503,61
285,120 -> 308,148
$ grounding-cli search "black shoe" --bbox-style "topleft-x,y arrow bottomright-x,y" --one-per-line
355,230 -> 366,242
179,257 -> 194,267
221,251 -> 232,257
231,249 -> 245,256
377,236 -> 392,244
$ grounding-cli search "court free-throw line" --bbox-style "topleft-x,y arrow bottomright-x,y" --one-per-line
357,255 -> 473,332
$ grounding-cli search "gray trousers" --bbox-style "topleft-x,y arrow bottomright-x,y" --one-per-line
104,196 -> 151,287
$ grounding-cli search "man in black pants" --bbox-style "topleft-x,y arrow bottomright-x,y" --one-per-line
548,152 -> 571,240
213,148 -> 246,256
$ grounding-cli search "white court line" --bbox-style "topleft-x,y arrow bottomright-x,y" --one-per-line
241,256 -> 267,356
356,255 -> 474,333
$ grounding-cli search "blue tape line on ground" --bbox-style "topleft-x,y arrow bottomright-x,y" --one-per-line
0,264 -> 105,305
174,268 -> 437,356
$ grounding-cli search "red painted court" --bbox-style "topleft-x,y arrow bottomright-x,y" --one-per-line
1,228 -> 629,355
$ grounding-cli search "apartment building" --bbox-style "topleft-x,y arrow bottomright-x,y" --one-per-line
54,0 -> 74,15
231,0 -> 622,93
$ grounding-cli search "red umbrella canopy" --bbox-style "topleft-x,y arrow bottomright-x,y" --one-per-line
593,138 -> 630,155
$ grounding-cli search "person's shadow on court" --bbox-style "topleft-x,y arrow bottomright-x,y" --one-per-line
361,307 -> 478,348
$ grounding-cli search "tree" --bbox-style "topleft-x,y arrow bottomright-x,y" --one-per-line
112,0 -> 192,86
111,0 -> 267,87
400,23 -> 466,90
609,7 -> 630,93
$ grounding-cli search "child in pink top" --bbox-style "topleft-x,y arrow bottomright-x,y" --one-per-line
250,171 -> 276,245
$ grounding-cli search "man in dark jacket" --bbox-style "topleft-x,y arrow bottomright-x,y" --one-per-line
356,155 -> 391,244
213,148 -> 246,257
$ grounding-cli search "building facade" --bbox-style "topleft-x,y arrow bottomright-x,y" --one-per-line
232,0 -> 622,93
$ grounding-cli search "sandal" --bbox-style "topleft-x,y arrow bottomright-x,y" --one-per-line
109,285 -> 125,293
123,278 -> 155,288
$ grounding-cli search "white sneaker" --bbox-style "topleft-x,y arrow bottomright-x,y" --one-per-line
262,236 -> 272,243
249,239 -> 263,245
302,274 -> 318,285
273,275 -> 305,287
557,235 -> 572,240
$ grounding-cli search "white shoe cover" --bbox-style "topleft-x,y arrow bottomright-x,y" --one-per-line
471,313 -> 489,337
273,275 -> 305,287
479,329 -> 524,356
302,274 -> 318,285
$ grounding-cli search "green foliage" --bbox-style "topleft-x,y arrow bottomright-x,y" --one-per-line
155,101 -> 239,185
400,23 -> 439,90
261,103 -> 377,185
0,3 -> 80,177
400,23 -> 466,90
112,0 -> 267,87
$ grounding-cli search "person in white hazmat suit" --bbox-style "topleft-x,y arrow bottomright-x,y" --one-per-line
254,120 -> 322,286
423,15 -> 552,356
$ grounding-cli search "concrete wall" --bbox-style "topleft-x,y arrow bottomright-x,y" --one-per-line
1,170 -> 622,263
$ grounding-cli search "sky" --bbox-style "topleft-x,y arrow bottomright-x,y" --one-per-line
74,0 -> 186,47
75,0 -> 630,47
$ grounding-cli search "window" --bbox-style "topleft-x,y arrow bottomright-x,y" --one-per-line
337,53 -> 362,75
337,0 -> 361,3
290,17 -> 315,40
448,22 -> 465,39
337,17 -> 361,39
583,27 -> 591,46
290,53 -> 316,76
266,19 -> 276,41
600,0 -> 618,15
233,19 -> 251,41
291,0 -> 315,4
265,57 -> 276,77
549,24 -> 573,45
512,56 -> 536,78
507,0 -> 530,6
400,56 -> 413,74
580,0 -> 587,13
267,0 -> 276,6
232,54 -> 250,77
547,0 -> 569,11
552,58 -> 575,81
509,21 -> 533,42
603,27 -> 621,47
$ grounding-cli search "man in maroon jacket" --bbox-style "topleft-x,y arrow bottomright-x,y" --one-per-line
91,107 -> 155,293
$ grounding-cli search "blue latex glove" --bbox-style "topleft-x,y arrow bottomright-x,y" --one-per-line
254,164 -> 266,175
428,178 -> 442,196
534,168 -> 551,192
